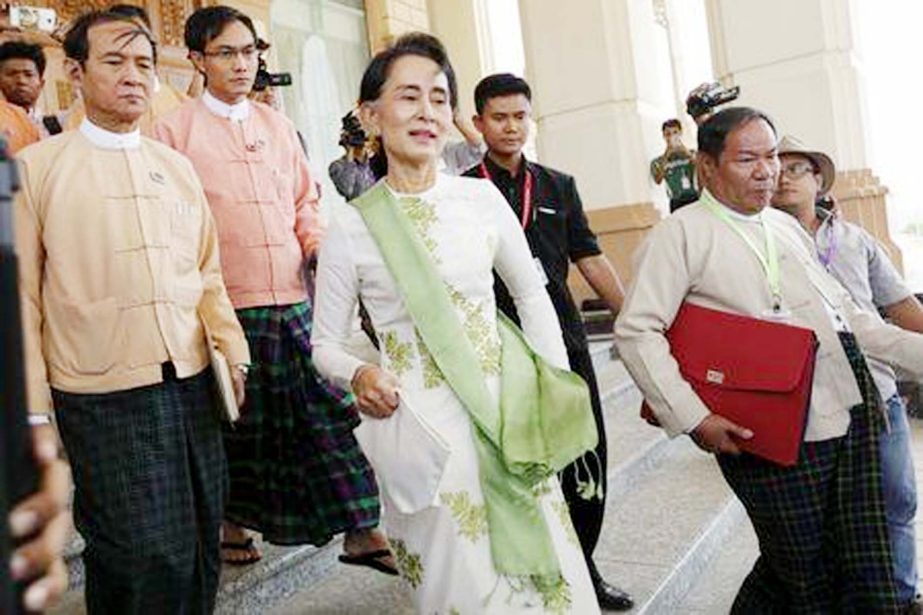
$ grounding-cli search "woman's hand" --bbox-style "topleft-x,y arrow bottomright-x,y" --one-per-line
9,424 -> 71,612
351,365 -> 400,418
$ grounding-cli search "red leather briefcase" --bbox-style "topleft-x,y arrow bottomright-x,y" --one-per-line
641,302 -> 818,466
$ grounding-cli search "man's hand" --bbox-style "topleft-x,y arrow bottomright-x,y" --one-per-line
576,255 -> 625,316
8,424 -> 71,612
690,414 -> 753,455
231,367 -> 246,408
452,110 -> 483,147
351,365 -> 400,419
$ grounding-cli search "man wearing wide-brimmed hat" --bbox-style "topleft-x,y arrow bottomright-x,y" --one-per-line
773,134 -> 923,609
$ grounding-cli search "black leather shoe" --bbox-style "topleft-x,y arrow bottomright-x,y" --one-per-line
593,577 -> 634,611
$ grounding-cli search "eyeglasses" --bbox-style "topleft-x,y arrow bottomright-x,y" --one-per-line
202,45 -> 258,64
780,161 -> 816,178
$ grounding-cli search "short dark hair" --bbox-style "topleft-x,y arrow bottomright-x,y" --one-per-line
108,4 -> 151,29
662,118 -> 682,132
359,32 -> 458,109
697,106 -> 776,160
474,73 -> 531,115
184,6 -> 258,54
0,41 -> 46,76
64,9 -> 158,65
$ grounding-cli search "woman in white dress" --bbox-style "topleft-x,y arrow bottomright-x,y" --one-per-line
312,33 -> 599,614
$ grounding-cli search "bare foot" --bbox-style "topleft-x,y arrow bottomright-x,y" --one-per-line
221,521 -> 262,565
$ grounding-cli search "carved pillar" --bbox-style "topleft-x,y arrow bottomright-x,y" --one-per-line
364,0 -> 429,54
705,0 -> 903,272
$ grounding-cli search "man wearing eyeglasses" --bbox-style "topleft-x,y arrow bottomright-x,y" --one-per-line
155,6 -> 392,573
772,135 -> 923,610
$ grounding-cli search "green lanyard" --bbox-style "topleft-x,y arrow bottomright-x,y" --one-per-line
701,191 -> 783,311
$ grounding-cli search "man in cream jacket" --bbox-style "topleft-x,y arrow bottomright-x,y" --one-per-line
615,106 -> 923,613
14,10 -> 248,613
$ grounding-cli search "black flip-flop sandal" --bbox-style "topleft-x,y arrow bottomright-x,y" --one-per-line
221,537 -> 262,566
338,549 -> 399,576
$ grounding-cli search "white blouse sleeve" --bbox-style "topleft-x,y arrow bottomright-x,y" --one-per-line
311,212 -> 367,391
487,182 -> 570,369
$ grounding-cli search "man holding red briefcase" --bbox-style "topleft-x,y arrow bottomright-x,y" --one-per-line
615,106 -> 923,613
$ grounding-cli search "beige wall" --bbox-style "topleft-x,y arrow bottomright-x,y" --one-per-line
426,0 -> 483,121
705,0 -> 901,272
365,0 -> 430,53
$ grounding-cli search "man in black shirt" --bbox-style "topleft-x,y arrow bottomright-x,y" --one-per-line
464,73 -> 631,611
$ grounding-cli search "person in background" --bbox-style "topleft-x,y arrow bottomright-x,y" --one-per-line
0,41 -> 63,137
0,99 -> 38,153
465,72 -> 631,611
772,134 -> 923,609
650,118 -> 697,213
329,110 -> 376,201
441,108 -> 485,174
155,5 -> 393,574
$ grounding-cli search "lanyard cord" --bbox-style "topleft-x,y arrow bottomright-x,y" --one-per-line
479,161 -> 534,230
702,193 -> 783,311
817,217 -> 838,268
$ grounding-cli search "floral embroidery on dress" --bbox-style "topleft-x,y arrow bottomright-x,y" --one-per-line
532,480 -> 554,498
551,501 -> 580,549
441,491 -> 488,542
446,285 -> 501,375
399,197 -> 440,259
391,538 -> 424,589
380,330 -> 414,377
415,330 -> 445,388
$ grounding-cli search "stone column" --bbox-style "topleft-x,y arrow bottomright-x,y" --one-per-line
426,0 -> 485,122
364,0 -> 430,54
705,0 -> 902,269
517,0 -> 677,298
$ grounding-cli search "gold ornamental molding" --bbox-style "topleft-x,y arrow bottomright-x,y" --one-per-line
43,0 -> 113,24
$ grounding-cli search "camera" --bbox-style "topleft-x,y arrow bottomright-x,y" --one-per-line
816,195 -> 835,210
339,112 -> 367,148
252,57 -> 292,92
9,6 -> 57,33
685,82 -> 740,120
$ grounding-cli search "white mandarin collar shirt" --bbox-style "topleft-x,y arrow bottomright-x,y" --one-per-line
202,89 -> 250,121
79,117 -> 141,150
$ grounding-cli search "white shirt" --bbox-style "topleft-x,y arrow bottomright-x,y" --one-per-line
78,117 -> 141,150
721,203 -> 849,332
202,89 -> 250,122
312,174 -> 569,392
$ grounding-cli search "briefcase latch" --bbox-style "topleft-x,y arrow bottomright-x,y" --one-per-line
706,369 -> 725,385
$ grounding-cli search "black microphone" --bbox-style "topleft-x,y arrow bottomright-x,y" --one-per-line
0,137 -> 39,615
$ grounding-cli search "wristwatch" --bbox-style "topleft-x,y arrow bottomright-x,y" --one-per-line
28,413 -> 53,427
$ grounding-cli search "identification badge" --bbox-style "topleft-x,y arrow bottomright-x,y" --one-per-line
533,257 -> 549,286
760,308 -> 792,323
681,176 -> 691,190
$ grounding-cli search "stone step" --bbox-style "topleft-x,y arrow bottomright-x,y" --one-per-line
670,513 -> 757,614
635,499 -> 748,614
230,351 -> 648,614
52,343 -> 643,614
269,432 -> 735,613
592,439 -> 741,614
